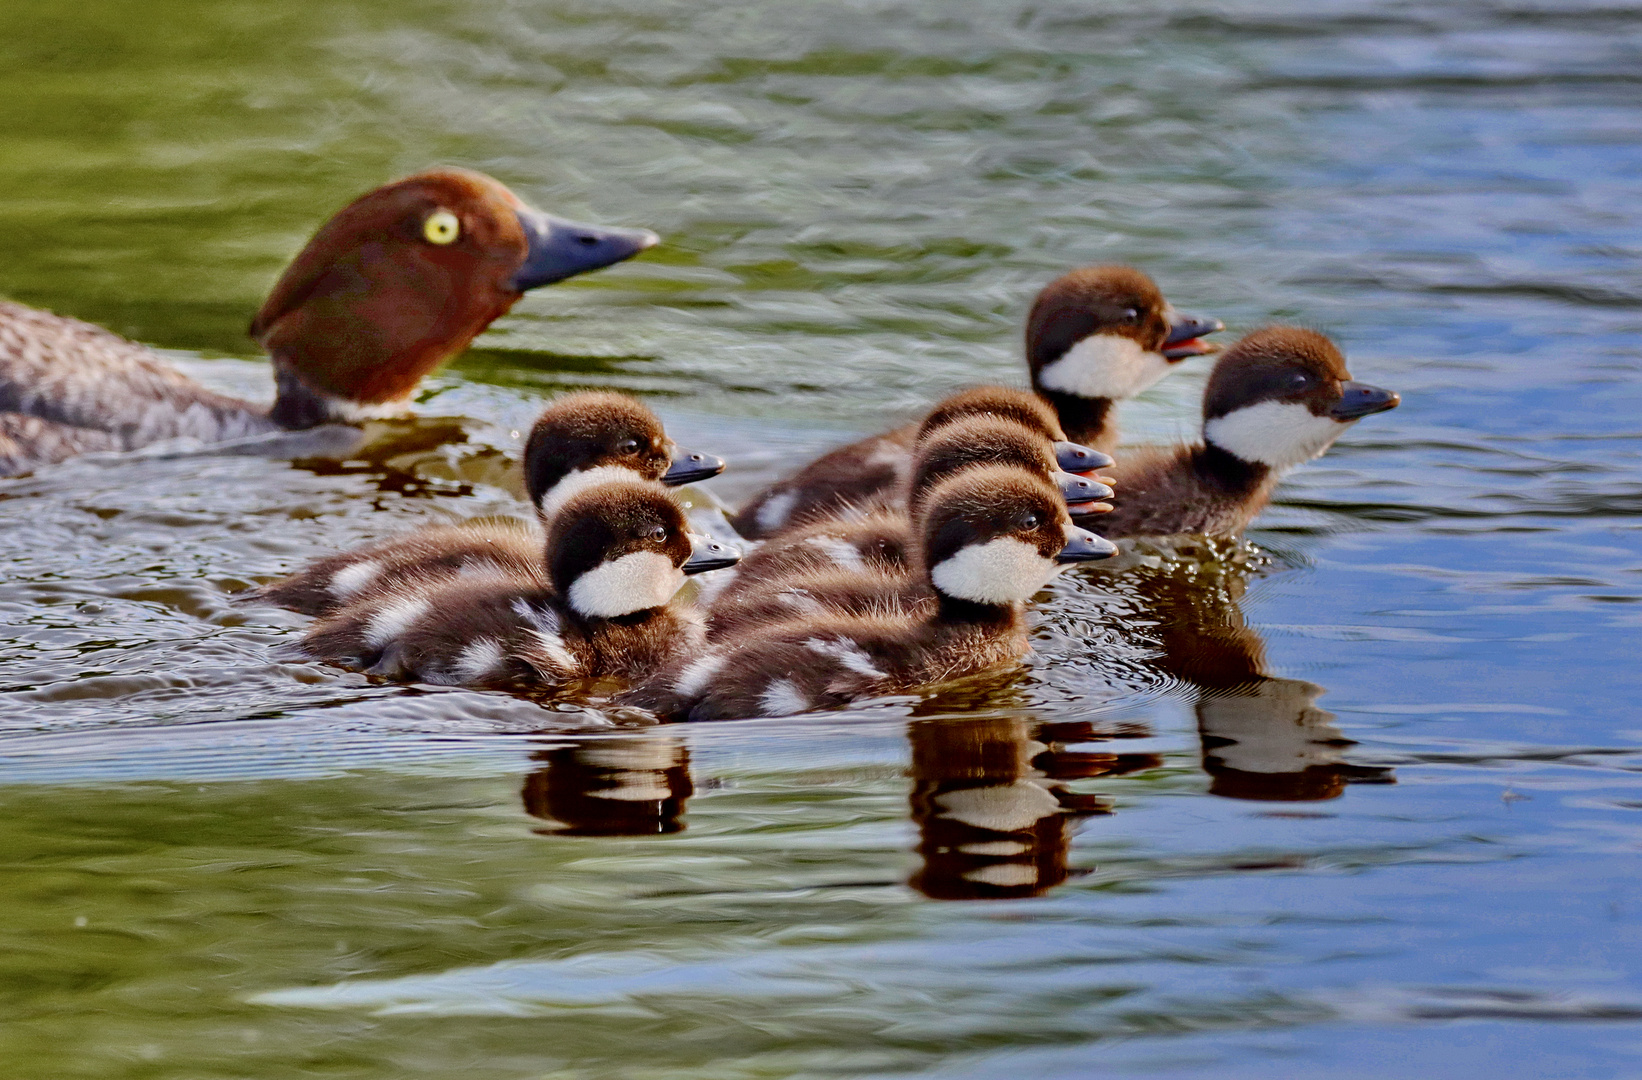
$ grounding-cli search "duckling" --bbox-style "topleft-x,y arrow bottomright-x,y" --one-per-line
252,391 -> 725,616
298,476 -> 739,689
621,465 -> 1114,721
729,385 -> 1113,540
728,267 -> 1218,539
1093,327 -> 1400,538
708,413 -> 1113,632
1025,265 -> 1221,449
0,168 -> 658,475
707,489 -> 1119,644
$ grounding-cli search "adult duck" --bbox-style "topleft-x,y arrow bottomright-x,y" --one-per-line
0,167 -> 657,475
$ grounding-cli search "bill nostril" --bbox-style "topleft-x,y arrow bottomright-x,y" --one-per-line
576,234 -> 601,247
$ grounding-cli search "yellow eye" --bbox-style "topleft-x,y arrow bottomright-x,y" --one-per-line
423,209 -> 460,245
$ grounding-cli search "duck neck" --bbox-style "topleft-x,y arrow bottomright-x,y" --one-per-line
1191,442 -> 1273,497
934,593 -> 1024,635
269,360 -> 353,430
1036,390 -> 1113,449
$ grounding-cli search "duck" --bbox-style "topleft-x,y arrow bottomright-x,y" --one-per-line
0,167 -> 658,476
729,384 -> 1115,540
706,412 -> 1115,637
1092,326 -> 1400,538
251,391 -> 725,616
727,266 -> 1219,540
1025,265 -> 1222,449
620,465 -> 1114,721
297,475 -> 740,689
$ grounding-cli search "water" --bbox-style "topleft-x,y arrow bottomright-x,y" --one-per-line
3,0 -> 1641,1075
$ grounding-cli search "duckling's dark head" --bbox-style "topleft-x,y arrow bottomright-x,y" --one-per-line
525,392 -> 673,508
525,391 -> 727,518
909,416 -> 1109,521
920,466 -> 1116,606
1026,265 -> 1222,403
915,386 -> 1066,444
547,478 -> 695,618
1202,327 -> 1400,471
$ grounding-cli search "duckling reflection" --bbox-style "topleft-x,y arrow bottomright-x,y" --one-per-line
521,734 -> 692,836
907,716 -> 1158,900
1121,541 -> 1393,801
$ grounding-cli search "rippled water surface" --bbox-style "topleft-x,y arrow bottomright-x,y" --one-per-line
4,0 -> 1642,1075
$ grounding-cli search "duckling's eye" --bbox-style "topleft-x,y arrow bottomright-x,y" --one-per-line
1018,511 -> 1041,531
617,438 -> 642,455
423,209 -> 461,245
1121,307 -> 1139,323
647,524 -> 668,542
1287,370 -> 1313,390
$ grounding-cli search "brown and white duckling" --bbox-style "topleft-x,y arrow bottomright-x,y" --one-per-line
621,465 -> 1113,721
707,414 -> 1114,635
728,267 -> 1218,539
298,476 -> 739,689
729,385 -> 1112,540
1025,265 -> 1221,450
1093,327 -> 1400,538
253,391 -> 724,616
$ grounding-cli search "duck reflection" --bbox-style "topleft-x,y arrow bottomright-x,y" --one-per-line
1122,542 -> 1393,802
907,716 -> 1158,900
521,733 -> 693,835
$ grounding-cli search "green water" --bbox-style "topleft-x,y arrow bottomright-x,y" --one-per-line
4,0 -> 1642,1076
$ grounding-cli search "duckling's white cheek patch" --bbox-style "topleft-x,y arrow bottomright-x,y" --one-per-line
931,538 -> 1055,605
568,551 -> 684,618
328,560 -> 382,599
1204,401 -> 1347,469
536,465 -> 642,520
1037,335 -> 1170,401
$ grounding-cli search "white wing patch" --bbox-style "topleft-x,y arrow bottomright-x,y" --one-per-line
509,598 -> 578,674
804,636 -> 886,679
672,651 -> 727,698
1204,400 -> 1347,469
328,559 -> 382,599
864,440 -> 911,475
567,550 -> 684,618
776,588 -> 825,613
363,595 -> 431,648
530,630 -> 579,675
536,464 -> 642,520
451,637 -> 505,683
930,538 -> 1055,605
1035,333 -> 1171,401
755,489 -> 799,533
805,534 -> 866,571
453,558 -> 507,579
758,678 -> 810,717
511,597 -> 562,634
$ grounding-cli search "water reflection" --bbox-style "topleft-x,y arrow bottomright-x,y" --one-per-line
1123,545 -> 1395,802
521,734 -> 693,836
906,716 -> 1156,900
